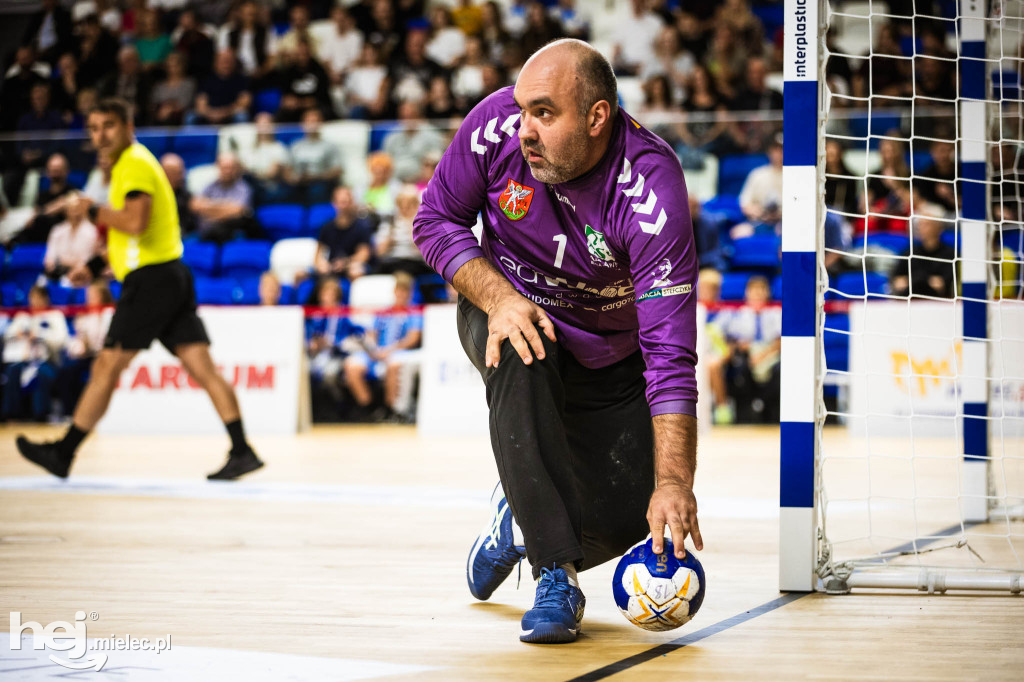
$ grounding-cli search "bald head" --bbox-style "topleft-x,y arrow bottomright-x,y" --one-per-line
520,39 -> 618,119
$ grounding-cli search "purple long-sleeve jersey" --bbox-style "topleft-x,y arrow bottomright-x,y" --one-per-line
413,87 -> 698,416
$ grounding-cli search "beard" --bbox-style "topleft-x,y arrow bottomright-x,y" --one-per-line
521,121 -> 591,185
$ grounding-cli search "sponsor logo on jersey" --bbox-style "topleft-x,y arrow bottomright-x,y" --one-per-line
638,283 -> 692,302
498,178 -> 535,221
586,225 -> 616,264
652,258 -> 673,287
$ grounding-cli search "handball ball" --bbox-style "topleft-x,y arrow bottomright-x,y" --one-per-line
611,537 -> 706,631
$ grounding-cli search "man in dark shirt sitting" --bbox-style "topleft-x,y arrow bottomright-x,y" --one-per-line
13,153 -> 75,245
277,37 -> 334,122
314,186 -> 374,281
890,206 -> 957,298
187,48 -> 251,125
160,153 -> 196,237
916,139 -> 959,214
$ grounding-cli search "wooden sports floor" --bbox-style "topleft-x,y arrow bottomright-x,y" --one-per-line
1,423 -> 1022,680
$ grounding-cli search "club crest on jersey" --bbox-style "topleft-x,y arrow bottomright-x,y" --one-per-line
498,178 -> 535,221
586,225 -> 616,264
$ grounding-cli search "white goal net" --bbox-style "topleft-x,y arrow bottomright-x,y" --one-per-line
811,0 -> 1024,592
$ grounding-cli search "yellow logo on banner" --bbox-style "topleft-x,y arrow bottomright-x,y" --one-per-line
890,343 -> 963,396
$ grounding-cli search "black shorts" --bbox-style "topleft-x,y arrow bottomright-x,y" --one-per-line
105,259 -> 210,351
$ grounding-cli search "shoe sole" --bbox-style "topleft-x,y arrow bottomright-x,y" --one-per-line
519,622 -> 580,644
466,485 -> 508,601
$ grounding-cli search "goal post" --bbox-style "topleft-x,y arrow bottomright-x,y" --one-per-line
780,0 -> 1024,593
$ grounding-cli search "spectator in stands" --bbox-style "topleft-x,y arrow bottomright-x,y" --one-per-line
735,133 -> 784,238
705,23 -> 749,102
452,0 -> 484,36
343,272 -> 423,422
695,268 -> 732,424
917,140 -> 958,213
56,281 -> 113,418
286,108 -> 343,204
18,83 -> 65,137
134,8 -> 173,69
276,4 -> 320,64
425,5 -> 466,69
73,13 -> 119,91
552,0 -> 590,40
824,139 -> 860,215
82,151 -> 113,207
729,57 -> 783,153
361,152 -> 399,216
51,53 -> 81,121
150,52 -> 196,126
424,75 -> 458,120
23,0 -> 73,66
159,153 -> 196,237
306,277 -> 357,419
823,211 -> 853,277
344,42 -> 388,119
190,153 -> 264,244
3,47 -> 51,126
375,184 -> 431,277
277,37 -> 335,122
241,112 -> 292,205
315,186 -> 374,281
386,27 -> 446,112
99,46 -> 153,124
675,11 -> 709,64
890,206 -> 957,298
451,36 -> 490,112
14,153 -> 75,245
502,0 -> 529,37
67,87 -> 99,132
638,74 -> 681,147
381,102 -> 444,184
852,23 -> 911,100
415,150 -> 441,193
217,0 -> 275,79
713,0 -> 765,55
611,0 -> 663,75
823,28 -> 852,101
2,285 -> 68,422
172,8 -> 215,79
43,191 -> 100,285
641,26 -> 695,103
691,194 -> 726,271
478,2 -> 510,62
358,0 -> 401,60
676,64 -> 732,168
322,6 -> 364,86
258,271 -> 282,305
992,222 -> 1021,300
915,25 -> 956,101
521,1 -> 565,59
712,275 -> 782,423
188,48 -> 251,125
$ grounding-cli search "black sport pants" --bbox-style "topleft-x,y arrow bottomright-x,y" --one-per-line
457,297 -> 655,578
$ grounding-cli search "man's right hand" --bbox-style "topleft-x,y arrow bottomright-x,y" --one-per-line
484,294 -> 556,368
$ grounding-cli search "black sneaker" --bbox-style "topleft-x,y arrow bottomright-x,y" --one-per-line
16,436 -> 72,478
207,449 -> 264,481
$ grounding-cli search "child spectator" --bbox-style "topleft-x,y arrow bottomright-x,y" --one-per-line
2,286 -> 68,422
258,271 -> 282,306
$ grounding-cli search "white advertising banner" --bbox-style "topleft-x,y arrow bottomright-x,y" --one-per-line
416,303 -> 711,437
98,306 -> 307,435
848,301 -> 1024,436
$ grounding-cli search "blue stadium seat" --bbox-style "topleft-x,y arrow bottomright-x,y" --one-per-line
307,203 -> 335,232
279,284 -> 296,305
718,154 -> 768,196
193,276 -> 237,305
993,70 -> 1021,100
256,204 -> 306,240
136,133 -> 171,159
68,170 -> 88,190
751,4 -> 785,34
835,271 -> 888,297
254,88 -> 282,114
416,273 -> 448,302
702,195 -> 744,226
771,274 -> 783,301
720,272 -> 752,301
182,241 -> 220,276
730,235 -> 781,270
853,233 -> 911,255
231,276 -> 261,305
295,277 -> 316,305
940,230 -> 959,251
8,245 -> 47,288
47,284 -> 86,306
823,312 -> 850,373
1,282 -> 26,307
221,240 -> 272,279
171,133 -> 218,168
109,280 -> 122,301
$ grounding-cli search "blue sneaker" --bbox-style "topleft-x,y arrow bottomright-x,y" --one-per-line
467,484 -> 526,601
519,567 -> 586,644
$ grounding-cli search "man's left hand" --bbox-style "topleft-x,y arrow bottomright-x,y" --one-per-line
647,482 -> 703,559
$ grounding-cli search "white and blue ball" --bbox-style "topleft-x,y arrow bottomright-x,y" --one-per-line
611,537 -> 705,631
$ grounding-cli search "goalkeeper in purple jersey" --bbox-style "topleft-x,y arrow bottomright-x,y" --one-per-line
413,39 -> 702,644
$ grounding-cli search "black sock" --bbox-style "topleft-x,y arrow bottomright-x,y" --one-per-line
225,419 -> 249,454
58,425 -> 88,459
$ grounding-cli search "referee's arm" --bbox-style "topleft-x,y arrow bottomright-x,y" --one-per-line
83,192 -> 151,236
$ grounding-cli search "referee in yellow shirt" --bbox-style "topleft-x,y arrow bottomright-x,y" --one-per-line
17,98 -> 264,480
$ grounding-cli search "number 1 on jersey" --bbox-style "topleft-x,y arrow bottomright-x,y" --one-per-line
552,234 -> 567,269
